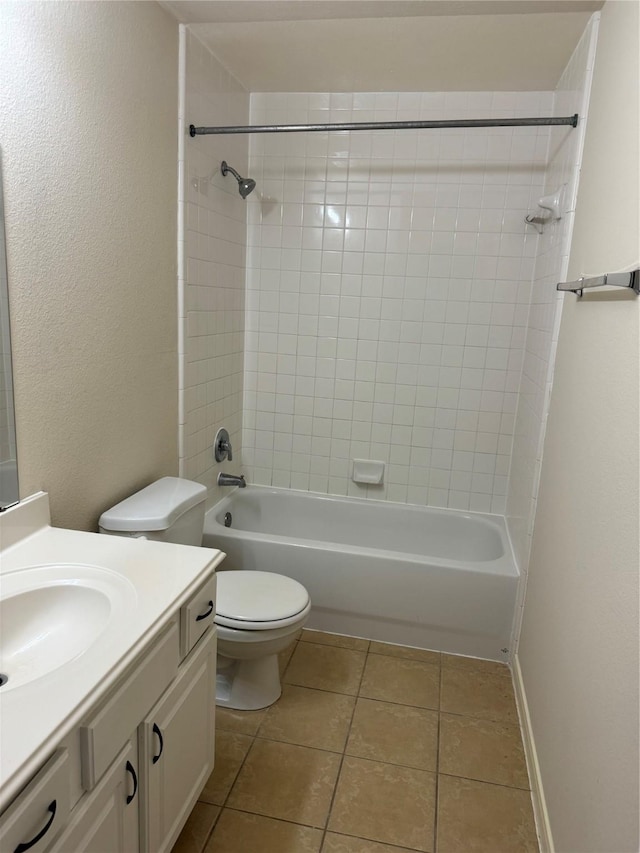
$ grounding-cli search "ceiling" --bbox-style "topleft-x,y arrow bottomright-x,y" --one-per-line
160,1 -> 603,92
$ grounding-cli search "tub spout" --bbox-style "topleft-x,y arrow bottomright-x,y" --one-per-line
217,472 -> 246,488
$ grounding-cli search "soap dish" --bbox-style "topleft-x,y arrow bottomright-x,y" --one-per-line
352,459 -> 385,485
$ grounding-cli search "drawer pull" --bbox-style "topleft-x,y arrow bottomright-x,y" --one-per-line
195,600 -> 214,622
125,761 -> 138,805
152,723 -> 164,764
14,800 -> 57,853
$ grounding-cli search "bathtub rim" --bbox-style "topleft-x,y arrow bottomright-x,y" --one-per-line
204,484 -> 519,579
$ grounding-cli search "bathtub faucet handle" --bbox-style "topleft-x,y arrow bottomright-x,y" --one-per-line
214,427 -> 233,462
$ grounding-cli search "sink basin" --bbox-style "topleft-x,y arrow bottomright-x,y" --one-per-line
0,565 -> 135,691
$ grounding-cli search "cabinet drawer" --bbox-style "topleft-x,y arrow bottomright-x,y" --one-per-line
0,750 -> 70,853
180,574 -> 216,658
80,621 -> 179,790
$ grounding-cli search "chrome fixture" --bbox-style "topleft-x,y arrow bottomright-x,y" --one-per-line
190,115 -> 579,137
220,161 -> 256,198
214,427 -> 233,462
525,187 -> 564,233
217,473 -> 246,488
557,267 -> 640,298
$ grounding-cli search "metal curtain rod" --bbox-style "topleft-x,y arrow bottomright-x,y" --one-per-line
189,114 -> 578,136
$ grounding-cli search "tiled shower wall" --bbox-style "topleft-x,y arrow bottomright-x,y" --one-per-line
507,16 -> 599,573
178,29 -> 249,507
243,92 -> 553,512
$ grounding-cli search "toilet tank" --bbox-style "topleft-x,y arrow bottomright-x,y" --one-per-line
99,477 -> 207,545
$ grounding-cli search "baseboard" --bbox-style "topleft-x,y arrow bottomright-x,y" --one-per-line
512,654 -> 555,853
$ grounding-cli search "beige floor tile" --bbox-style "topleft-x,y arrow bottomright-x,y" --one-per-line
440,668 -> 518,723
227,739 -> 341,827
171,803 -> 220,853
199,732 -> 253,806
437,775 -> 538,853
346,698 -> 438,771
328,756 -> 436,851
279,640 -> 297,676
323,833 -> 420,852
259,684 -> 356,751
215,706 -> 267,736
441,653 -> 511,679
284,641 -> 366,695
369,641 -> 441,666
359,653 -> 440,710
439,713 -> 530,789
302,629 -> 370,652
205,808 -> 323,853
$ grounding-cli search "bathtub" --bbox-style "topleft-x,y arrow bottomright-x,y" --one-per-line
203,486 -> 519,661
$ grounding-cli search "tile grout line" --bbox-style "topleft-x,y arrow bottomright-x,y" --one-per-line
196,636 -> 304,853
318,638 -> 370,852
192,633 -> 526,852
433,663 -> 443,853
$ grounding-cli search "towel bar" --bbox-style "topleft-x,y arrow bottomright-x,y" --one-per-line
557,269 -> 640,297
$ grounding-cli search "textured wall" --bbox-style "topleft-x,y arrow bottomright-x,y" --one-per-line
179,27 -> 249,509
0,1 -> 179,530
518,2 -> 639,850
243,91 -> 551,512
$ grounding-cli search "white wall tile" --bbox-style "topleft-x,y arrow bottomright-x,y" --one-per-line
179,30 -> 249,506
506,19 -> 598,572
242,89 -> 550,510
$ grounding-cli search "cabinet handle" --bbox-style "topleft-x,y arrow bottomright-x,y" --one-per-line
195,600 -> 214,622
125,761 -> 138,805
152,723 -> 164,764
14,800 -> 57,853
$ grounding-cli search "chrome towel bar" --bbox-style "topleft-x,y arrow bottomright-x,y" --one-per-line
557,269 -> 640,298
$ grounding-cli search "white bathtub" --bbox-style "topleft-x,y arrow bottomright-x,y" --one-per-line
203,486 -> 519,661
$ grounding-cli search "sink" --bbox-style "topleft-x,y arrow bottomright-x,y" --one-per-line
0,565 -> 135,691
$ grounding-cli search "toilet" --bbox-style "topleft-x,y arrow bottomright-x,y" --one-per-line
98,476 -> 310,710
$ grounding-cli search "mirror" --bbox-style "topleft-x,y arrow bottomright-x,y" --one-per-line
0,149 -> 19,508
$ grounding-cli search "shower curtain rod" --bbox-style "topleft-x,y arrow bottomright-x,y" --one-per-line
189,114 -> 578,136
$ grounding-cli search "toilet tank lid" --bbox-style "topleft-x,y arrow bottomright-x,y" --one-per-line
98,477 -> 207,532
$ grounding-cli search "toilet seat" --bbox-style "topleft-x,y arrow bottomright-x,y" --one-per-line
215,570 -> 310,630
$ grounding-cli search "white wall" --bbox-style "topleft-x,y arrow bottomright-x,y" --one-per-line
243,91 -> 552,511
0,1 -> 179,531
517,2 -> 639,851
179,28 -> 249,508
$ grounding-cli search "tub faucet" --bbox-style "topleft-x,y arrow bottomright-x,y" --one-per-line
217,472 -> 246,488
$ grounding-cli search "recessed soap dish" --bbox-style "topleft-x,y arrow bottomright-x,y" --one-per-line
352,459 -> 385,485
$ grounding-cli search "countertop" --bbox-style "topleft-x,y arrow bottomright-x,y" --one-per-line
0,493 -> 225,813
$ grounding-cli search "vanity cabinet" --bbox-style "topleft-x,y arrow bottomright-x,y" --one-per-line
0,572 -> 217,853
139,630 -> 216,853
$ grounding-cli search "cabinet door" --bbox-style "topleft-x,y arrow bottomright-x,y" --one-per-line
139,629 -> 216,853
49,738 -> 139,853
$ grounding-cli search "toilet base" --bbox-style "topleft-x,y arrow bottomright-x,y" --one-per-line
215,652 -> 282,710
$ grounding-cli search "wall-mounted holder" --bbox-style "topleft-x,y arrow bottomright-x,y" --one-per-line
214,428 -> 233,462
557,268 -> 640,298
525,187 -> 564,233
352,459 -> 385,485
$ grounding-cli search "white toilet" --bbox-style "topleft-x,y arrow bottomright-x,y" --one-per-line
98,477 -> 310,710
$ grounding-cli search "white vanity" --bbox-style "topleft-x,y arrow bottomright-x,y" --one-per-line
0,492 -> 225,853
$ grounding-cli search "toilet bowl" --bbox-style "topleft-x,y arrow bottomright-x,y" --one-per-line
215,570 -> 310,710
98,476 -> 311,711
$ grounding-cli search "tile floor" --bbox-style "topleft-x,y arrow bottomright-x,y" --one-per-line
172,630 -> 539,853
